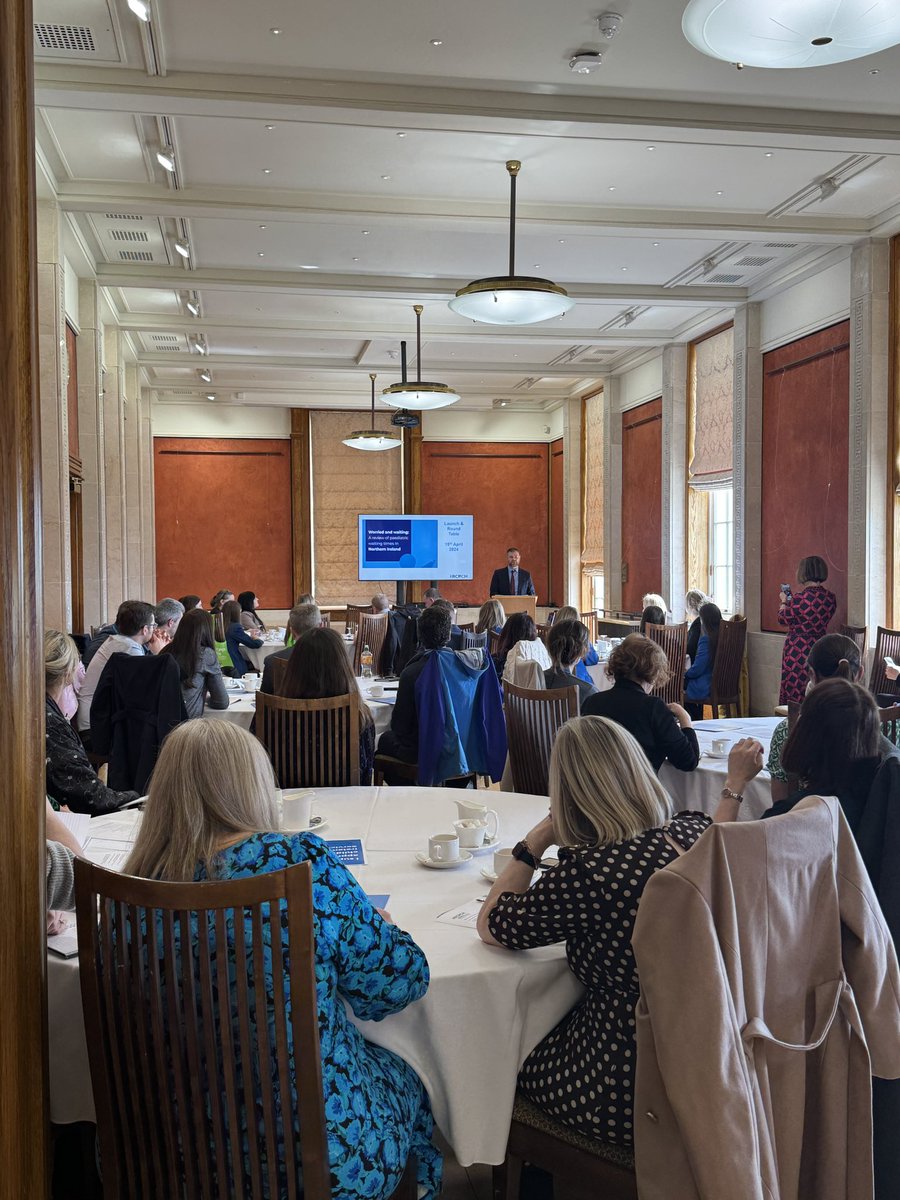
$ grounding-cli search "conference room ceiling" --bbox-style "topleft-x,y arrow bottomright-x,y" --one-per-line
33,0 -> 900,410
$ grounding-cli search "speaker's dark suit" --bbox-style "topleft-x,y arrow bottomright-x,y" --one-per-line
489,567 -> 536,597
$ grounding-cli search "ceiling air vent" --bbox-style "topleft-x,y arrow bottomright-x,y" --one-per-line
34,23 -> 96,52
170,389 -> 196,395
118,249 -> 154,262
105,213 -> 144,220
764,241 -> 799,249
707,273 -> 742,284
734,255 -> 775,267
151,335 -> 179,345
110,229 -> 150,243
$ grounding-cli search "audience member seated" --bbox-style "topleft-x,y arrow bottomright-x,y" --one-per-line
45,800 -> 83,916
82,618 -> 118,667
294,591 -> 317,606
544,620 -> 598,708
476,718 -> 761,1147
684,601 -> 722,718
432,598 -> 463,648
777,555 -> 837,707
155,597 -> 185,643
238,590 -> 267,632
642,592 -> 668,619
280,626 -> 375,784
582,634 -> 699,774
422,587 -> 441,608
371,593 -> 391,613
475,599 -> 505,636
261,603 -> 322,693
497,611 -> 552,684
223,599 -> 263,678
122,719 -> 441,1200
554,605 -> 600,683
639,604 -> 666,634
45,630 -> 139,813
77,600 -> 159,736
178,594 -> 202,612
209,589 -> 234,615
685,588 -> 708,662
162,608 -> 229,719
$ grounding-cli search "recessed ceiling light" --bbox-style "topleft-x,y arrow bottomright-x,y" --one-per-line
259,224 -> 267,230
299,264 -> 319,270
199,368 -> 211,383
381,175 -> 392,181
174,238 -> 190,258
621,266 -> 628,271
716,189 -> 724,195
608,186 -> 616,191
206,393 -> 216,401
870,67 -> 880,74
352,256 -> 360,262
646,145 -> 655,151
569,51 -> 603,73
653,241 -> 660,246
269,27 -> 281,34
397,132 -> 407,138
127,0 -> 150,20
361,230 -> 369,235
156,146 -> 175,172
263,168 -> 271,174
430,38 -> 443,46
558,239 -> 566,244
258,251 -> 265,257
764,152 -> 774,157
499,400 -> 509,406
186,300 -> 200,316
533,264 -> 541,269
264,124 -> 275,131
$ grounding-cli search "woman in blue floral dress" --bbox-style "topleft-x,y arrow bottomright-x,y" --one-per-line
124,719 -> 441,1200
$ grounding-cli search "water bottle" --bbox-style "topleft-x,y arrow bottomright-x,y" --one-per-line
360,644 -> 374,678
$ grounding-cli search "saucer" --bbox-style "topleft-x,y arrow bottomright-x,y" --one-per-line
283,814 -> 328,834
460,834 -> 499,855
480,866 -> 498,883
415,850 -> 473,870
704,750 -> 729,760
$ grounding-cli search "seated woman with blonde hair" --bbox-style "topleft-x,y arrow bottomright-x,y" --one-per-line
477,716 -> 762,1147
123,719 -> 441,1200
582,633 -> 699,774
475,599 -> 506,636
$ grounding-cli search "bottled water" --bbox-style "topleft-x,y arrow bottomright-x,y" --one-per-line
360,644 -> 374,678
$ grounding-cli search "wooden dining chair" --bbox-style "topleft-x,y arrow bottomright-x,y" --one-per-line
693,616 -> 747,719
503,681 -> 579,796
838,623 -> 867,661
255,690 -> 361,787
353,612 -> 390,676
460,630 -> 488,652
579,611 -> 599,642
270,655 -> 288,693
344,602 -> 370,639
457,622 -> 475,633
868,625 -> 900,696
645,621 -> 688,706
319,612 -> 331,628
488,630 -> 502,659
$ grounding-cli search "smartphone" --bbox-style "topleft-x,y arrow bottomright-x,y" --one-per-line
781,583 -> 792,597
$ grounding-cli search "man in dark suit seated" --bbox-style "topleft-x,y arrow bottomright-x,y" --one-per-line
259,603 -> 322,694
489,547 -> 536,598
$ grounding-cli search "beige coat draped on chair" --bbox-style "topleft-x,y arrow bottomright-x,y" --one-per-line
631,794 -> 900,1200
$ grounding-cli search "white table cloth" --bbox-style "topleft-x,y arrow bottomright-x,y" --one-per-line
239,634 -> 288,672
203,677 -> 396,739
47,786 -> 578,1166
659,716 -> 779,821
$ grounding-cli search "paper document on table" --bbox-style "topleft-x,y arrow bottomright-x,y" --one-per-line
57,811 -> 92,844
83,837 -> 133,871
86,815 -> 141,842
436,901 -> 484,928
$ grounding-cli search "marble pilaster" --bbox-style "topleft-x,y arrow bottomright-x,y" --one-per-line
603,378 -> 623,611
661,345 -> 687,621
102,327 -> 128,611
562,396 -> 582,607
77,280 -> 107,626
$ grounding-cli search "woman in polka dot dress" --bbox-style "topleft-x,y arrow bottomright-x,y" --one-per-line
477,716 -> 764,1147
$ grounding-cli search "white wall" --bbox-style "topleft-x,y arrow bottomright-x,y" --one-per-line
421,408 -> 558,442
150,402 -> 291,438
759,256 -> 851,352
617,354 -> 663,411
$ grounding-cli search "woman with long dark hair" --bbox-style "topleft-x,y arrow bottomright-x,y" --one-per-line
238,590 -> 267,633
281,627 -> 375,784
496,611 -> 551,682
223,599 -> 263,678
162,607 -> 229,718
684,601 -> 722,717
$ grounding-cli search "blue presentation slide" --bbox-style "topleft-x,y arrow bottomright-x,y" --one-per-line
358,514 -> 473,580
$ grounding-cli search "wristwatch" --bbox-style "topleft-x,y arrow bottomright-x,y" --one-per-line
512,840 -> 543,870
721,786 -> 744,805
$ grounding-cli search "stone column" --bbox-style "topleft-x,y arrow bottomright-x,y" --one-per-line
78,279 -> 107,625
102,326 -> 128,610
661,345 -> 688,620
139,387 -> 157,598
562,396 -> 582,606
123,357 -> 143,599
848,239 -> 891,631
733,303 -> 762,627
603,378 -> 623,611
36,198 -> 71,630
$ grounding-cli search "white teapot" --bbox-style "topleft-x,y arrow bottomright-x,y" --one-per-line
453,797 -> 499,842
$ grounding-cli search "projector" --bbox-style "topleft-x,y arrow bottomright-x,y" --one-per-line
390,410 -> 420,428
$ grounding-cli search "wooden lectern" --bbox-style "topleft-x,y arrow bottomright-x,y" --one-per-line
492,594 -> 537,622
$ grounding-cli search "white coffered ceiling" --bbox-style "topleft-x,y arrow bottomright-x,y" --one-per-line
31,0 -> 900,410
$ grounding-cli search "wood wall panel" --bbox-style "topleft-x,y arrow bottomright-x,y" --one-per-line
761,321 -> 850,633
549,438 -> 565,606
154,437 -> 293,606
621,399 -> 663,612
65,321 -> 79,461
420,442 -> 550,605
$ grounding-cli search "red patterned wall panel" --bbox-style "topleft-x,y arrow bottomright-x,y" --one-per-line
549,438 -> 565,606
420,442 -> 550,605
621,398 -> 663,613
154,437 -> 293,607
761,321 -> 849,633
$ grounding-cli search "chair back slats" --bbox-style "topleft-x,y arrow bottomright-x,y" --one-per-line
320,612 -> 331,628
256,689 -> 361,788
705,616 -> 747,717
461,630 -> 488,652
353,612 -> 390,676
579,611 -> 599,642
504,681 -> 579,795
345,603 -> 370,638
458,622 -> 475,633
488,631 -> 502,658
645,622 -> 688,707
869,626 -> 900,695
838,623 -> 867,661
75,859 -> 330,1200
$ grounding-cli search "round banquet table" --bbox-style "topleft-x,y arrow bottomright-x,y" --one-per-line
239,632 -> 288,672
203,676 -> 396,739
659,716 -> 779,821
47,786 -> 579,1167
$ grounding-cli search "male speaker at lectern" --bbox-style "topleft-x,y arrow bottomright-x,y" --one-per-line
489,547 -> 536,597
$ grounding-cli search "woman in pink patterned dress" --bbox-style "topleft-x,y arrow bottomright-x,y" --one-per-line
778,555 -> 837,705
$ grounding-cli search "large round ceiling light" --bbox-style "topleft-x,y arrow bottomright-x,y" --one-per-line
682,0 -> 900,68
382,306 -> 460,411
449,161 -> 574,326
343,374 -> 403,451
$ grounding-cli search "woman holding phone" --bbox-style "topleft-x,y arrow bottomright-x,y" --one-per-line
777,556 -> 837,706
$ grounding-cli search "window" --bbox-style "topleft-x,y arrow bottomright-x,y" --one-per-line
590,572 -> 605,613
708,487 -> 734,615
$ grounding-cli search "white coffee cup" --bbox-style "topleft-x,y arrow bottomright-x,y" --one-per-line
493,847 -> 514,877
454,819 -> 487,849
712,737 -> 731,756
369,684 -> 384,698
428,833 -> 460,863
282,790 -> 314,830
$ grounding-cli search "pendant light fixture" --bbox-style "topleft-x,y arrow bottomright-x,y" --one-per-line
682,0 -> 900,68
382,306 -> 460,410
449,160 -> 574,326
343,373 -> 403,451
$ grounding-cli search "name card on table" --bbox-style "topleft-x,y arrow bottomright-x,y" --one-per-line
325,838 -> 367,866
